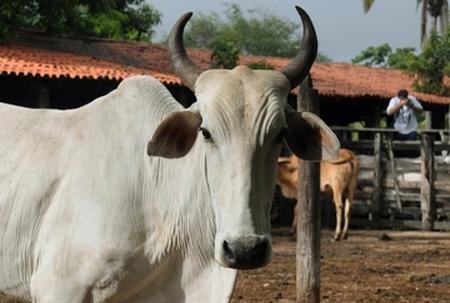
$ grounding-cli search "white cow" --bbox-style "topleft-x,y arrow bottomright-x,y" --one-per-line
0,6 -> 339,303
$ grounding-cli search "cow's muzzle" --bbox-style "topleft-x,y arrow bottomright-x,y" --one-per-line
219,235 -> 271,269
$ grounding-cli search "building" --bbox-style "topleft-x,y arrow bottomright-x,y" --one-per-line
1,31 -> 449,128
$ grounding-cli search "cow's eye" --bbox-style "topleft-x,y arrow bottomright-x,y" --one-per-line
200,127 -> 213,141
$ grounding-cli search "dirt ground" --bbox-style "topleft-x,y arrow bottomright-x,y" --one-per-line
1,229 -> 450,303
231,229 -> 450,303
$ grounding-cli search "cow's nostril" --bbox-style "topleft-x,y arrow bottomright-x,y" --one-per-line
222,240 -> 236,264
220,236 -> 270,269
254,238 -> 268,257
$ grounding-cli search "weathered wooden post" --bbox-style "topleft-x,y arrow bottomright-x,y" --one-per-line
29,82 -> 50,108
371,132 -> 382,228
420,133 -> 435,231
296,75 -> 321,303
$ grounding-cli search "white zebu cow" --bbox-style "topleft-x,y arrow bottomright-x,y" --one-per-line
0,7 -> 339,303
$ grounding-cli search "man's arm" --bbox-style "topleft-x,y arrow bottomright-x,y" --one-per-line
408,97 -> 423,113
387,99 -> 408,116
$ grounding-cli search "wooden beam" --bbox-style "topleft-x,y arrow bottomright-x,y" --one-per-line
296,75 -> 321,303
420,133 -> 435,231
371,132 -> 382,228
28,82 -> 49,108
424,111 -> 432,130
386,138 -> 402,212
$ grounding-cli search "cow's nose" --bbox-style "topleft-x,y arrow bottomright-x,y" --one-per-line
221,236 -> 270,269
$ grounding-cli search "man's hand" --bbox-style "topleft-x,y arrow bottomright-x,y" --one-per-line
388,97 -> 409,116
399,98 -> 409,106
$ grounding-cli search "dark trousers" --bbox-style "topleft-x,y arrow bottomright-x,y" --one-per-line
394,131 -> 419,157
395,131 -> 418,141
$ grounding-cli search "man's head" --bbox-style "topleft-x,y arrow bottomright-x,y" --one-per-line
397,89 -> 409,99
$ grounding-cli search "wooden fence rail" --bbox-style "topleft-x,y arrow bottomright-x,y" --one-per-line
330,127 -> 450,231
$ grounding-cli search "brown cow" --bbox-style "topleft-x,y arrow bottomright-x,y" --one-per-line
277,148 -> 360,241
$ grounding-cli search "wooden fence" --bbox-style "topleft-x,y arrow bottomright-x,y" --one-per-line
332,127 -> 450,231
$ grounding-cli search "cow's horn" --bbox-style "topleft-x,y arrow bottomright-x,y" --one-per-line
168,12 -> 204,91
281,6 -> 318,89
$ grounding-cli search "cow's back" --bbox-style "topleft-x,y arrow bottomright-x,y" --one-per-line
0,103 -> 91,297
0,76 -> 180,299
321,149 -> 359,197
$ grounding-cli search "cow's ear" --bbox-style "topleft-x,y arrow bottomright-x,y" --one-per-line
147,111 -> 202,158
284,111 -> 339,161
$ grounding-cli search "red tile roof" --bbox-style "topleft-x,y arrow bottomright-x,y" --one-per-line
0,32 -> 449,105
240,55 -> 450,105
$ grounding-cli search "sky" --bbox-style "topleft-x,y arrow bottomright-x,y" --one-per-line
146,0 -> 422,63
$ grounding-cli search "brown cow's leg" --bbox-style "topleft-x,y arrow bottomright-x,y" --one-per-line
342,197 -> 352,240
333,194 -> 343,241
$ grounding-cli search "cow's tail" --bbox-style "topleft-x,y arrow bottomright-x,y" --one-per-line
326,148 -> 353,165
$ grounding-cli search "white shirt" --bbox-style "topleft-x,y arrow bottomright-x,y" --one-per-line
386,96 -> 423,135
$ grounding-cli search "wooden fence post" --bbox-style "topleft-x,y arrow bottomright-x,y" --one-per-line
371,132 -> 382,228
29,82 -> 50,108
296,75 -> 321,303
420,133 -> 435,231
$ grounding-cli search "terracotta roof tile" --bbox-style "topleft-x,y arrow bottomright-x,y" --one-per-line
239,55 -> 450,105
0,44 -> 181,85
0,32 -> 448,105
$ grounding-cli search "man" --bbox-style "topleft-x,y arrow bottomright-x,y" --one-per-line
386,89 -> 423,140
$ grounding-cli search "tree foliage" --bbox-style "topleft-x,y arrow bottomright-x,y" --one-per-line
409,30 -> 450,95
351,43 -> 417,69
352,30 -> 450,96
184,3 -> 330,63
351,43 -> 394,67
210,35 -> 239,69
246,60 -> 275,70
0,0 -> 162,41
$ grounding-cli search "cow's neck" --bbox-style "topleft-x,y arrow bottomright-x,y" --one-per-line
142,140 -> 215,271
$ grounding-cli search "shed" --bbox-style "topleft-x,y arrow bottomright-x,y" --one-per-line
1,31 -> 449,128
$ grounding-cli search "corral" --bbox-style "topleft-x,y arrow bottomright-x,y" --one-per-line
334,127 -> 450,231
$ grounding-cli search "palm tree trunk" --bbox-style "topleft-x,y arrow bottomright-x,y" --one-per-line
432,16 -> 438,31
439,0 -> 449,33
421,0 -> 429,47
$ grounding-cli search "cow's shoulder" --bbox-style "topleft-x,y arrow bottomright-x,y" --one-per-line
116,75 -> 176,105
99,75 -> 182,123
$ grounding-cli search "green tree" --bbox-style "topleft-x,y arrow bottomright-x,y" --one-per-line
0,0 -> 162,41
246,60 -> 275,70
184,3 -> 331,61
184,12 -> 223,49
351,44 -> 417,69
386,47 -> 417,69
351,43 -> 393,67
210,34 -> 239,69
410,30 -> 450,95
352,31 -> 450,95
